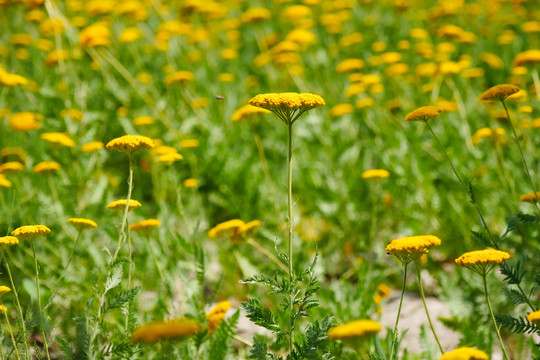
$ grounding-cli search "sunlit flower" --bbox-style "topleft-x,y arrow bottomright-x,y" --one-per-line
79,22 -> 111,48
519,192 -> 540,203
61,109 -> 84,121
106,135 -> 154,154
386,235 -> 441,264
82,142 -> 104,152
455,249 -> 510,273
107,199 -> 142,211
183,178 -> 198,188
0,236 -> 19,251
206,301 -> 231,332
133,116 -> 154,126
249,93 -> 325,125
67,218 -> 98,231
129,219 -> 161,234
527,310 -> 540,324
0,161 -> 24,174
231,104 -> 271,122
0,305 -> 6,314
404,106 -> 443,122
328,320 -> 382,339
439,347 -> 489,360
132,318 -> 202,343
119,27 -> 143,43
157,153 -> 184,165
361,169 -> 390,180
12,225 -> 51,240
208,219 -> 244,238
164,71 -> 194,85
335,58 -> 364,73
179,139 -> 199,148
40,132 -> 75,147
8,112 -> 40,131
0,286 -> 11,297
472,128 -> 506,145
514,50 -> 540,67
480,85 -> 520,101
241,8 -> 271,23
329,103 -> 354,117
33,161 -> 61,173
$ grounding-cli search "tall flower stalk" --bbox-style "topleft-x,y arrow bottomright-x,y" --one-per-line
249,92 -> 325,352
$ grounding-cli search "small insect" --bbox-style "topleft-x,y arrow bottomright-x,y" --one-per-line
215,95 -> 225,101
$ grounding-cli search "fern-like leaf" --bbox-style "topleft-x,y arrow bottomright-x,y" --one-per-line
495,314 -> 539,334
503,287 -> 528,306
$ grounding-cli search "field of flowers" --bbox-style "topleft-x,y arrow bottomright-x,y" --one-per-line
1,0 -> 540,359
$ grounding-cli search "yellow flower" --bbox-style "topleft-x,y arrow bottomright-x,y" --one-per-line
378,283 -> 391,298
361,169 -> 390,180
164,71 -> 194,85
0,286 -> 11,297
0,236 -> 19,251
12,225 -> 51,240
61,109 -> 84,120
231,105 -> 271,122
132,318 -> 202,343
527,310 -> 540,324
107,199 -> 142,211
45,49 -> 69,66
249,93 -> 325,125
239,220 -> 261,234
0,174 -> 11,188
329,103 -> 354,117
0,305 -> 6,314
0,67 -> 28,87
106,135 -> 154,154
0,162 -> 24,174
472,128 -> 506,145
386,235 -> 441,264
206,301 -> 231,332
67,218 -> 98,231
404,106 -> 443,122
183,178 -> 198,188
129,219 -> 161,234
217,73 -> 235,82
133,116 -> 154,126
8,112 -> 40,131
514,50 -> 540,67
151,146 -> 178,156
1,147 -> 26,161
157,153 -> 184,165
439,347 -> 489,360
79,22 -> 111,48
519,192 -> 540,203
455,249 -> 510,268
179,139 -> 199,149
119,27 -> 143,43
480,84 -> 520,101
33,161 -> 61,173
81,142 -> 104,152
40,132 -> 75,147
328,320 -> 382,339
241,8 -> 271,23
335,59 -> 364,73
208,219 -> 245,238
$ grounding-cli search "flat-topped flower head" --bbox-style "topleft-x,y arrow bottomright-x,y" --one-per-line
0,161 -> 24,174
106,135 -> 154,154
67,218 -> 98,231
129,219 -> 161,234
249,92 -> 325,125
0,236 -> 19,251
40,132 -> 75,147
157,153 -> 184,165
12,225 -> 51,240
208,219 -> 245,238
439,347 -> 489,360
386,235 -> 441,264
519,191 -> 540,203
527,310 -> 540,324
328,319 -> 382,340
132,318 -> 202,343
33,161 -> 61,174
361,169 -> 390,180
455,249 -> 510,275
81,141 -> 104,152
0,286 -> 11,297
231,104 -> 272,122
514,50 -> 540,67
404,106 -> 443,122
107,199 -> 142,211
480,84 -> 520,101
206,301 -> 231,332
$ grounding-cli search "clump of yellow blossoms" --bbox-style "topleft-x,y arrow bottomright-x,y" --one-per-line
527,310 -> 540,324
472,128 -> 506,145
129,219 -> 161,234
79,22 -> 111,48
328,319 -> 382,339
179,139 -> 199,149
455,249 -> 510,267
33,161 -> 61,173
519,192 -> 540,203
404,106 -> 443,122
12,225 -> 51,240
0,286 -> 11,297
0,161 -> 24,174
164,71 -> 194,86
361,169 -> 390,180
0,236 -> 19,251
81,141 -> 104,152
67,218 -> 98,231
106,135 -> 154,154
479,84 -> 520,101
208,219 -> 261,241
439,347 -> 489,360
107,199 -> 142,211
132,318 -> 202,343
40,132 -> 75,147
514,50 -> 540,67
206,301 -> 231,332
8,112 -> 40,131
231,104 -> 271,121
157,153 -> 183,165
386,235 -> 441,264
249,92 -> 325,125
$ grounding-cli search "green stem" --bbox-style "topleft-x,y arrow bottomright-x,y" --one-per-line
390,262 -> 408,360
31,241 -> 51,360
287,121 -> 294,351
113,153 -> 134,260
501,100 -> 540,206
482,273 -> 510,360
145,235 -> 166,282
4,309 -> 21,360
2,253 -> 29,359
425,121 -> 497,247
247,238 -> 288,273
414,261 -> 443,354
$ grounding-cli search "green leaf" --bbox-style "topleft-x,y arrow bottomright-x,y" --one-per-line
241,298 -> 281,333
495,314 -> 539,334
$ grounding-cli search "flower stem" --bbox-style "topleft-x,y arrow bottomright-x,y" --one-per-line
414,261 -> 443,354
113,153 -> 134,260
425,121 -> 497,247
482,273 -> 510,360
31,241 -> 51,360
4,308 -> 21,360
287,121 -> 294,351
390,262 -> 408,360
247,238 -> 288,273
501,100 -> 540,207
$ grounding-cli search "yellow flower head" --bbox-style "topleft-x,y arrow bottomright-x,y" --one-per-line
361,169 -> 390,180
40,132 -> 76,147
106,135 -> 154,154
514,50 -> 540,67
0,174 -> 11,188
0,286 -> 11,297
329,103 -> 354,117
132,318 -> 202,343
208,219 -> 245,239
239,220 -> 262,235
8,112 -> 40,131
404,106 -> 443,122
67,218 -> 98,231
79,22 -> 111,48
249,92 -> 325,125
157,153 -> 184,165
519,192 -> 540,203
455,249 -> 510,274
480,84 -> 520,101
0,305 -> 6,314
439,347 -> 489,360
0,236 -> 19,251
386,235 -> 441,264
0,161 -> 24,174
1,147 -> 27,162
129,219 -> 161,234
231,105 -> 271,122
328,320 -> 382,340
179,139 -> 199,149
164,71 -> 194,86
82,142 -> 104,152
206,301 -> 231,332
527,310 -> 540,324
107,199 -> 142,211
12,225 -> 51,240
472,128 -> 506,146
133,116 -> 154,126
32,161 -> 61,174
183,178 -> 198,188
336,59 -> 364,73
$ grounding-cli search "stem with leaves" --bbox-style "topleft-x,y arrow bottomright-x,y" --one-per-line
287,119 -> 294,351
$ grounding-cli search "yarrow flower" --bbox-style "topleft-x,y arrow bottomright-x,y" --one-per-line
472,128 -> 506,145
0,174 -> 11,188
404,106 -> 443,122
129,219 -> 161,234
519,191 -> 540,203
0,161 -> 24,174
0,286 -> 11,297
81,141 -> 104,152
386,235 -> 441,264
0,305 -> 6,314
132,318 -> 202,343
106,135 -> 154,154
514,50 -> 540,67
157,153 -> 184,165
231,104 -> 271,122
179,139 -> 199,148
67,218 -> 98,231
32,161 -> 61,173
107,199 -> 142,211
249,92 -> 325,125
439,347 -> 489,360
527,310 -> 540,324
206,301 -> 231,332
11,225 -> 51,240
479,84 -> 520,101
208,219 -> 261,242
183,178 -> 198,188
328,319 -> 382,340
0,236 -> 19,251
455,249 -> 510,275
40,132 -> 75,147
361,169 -> 390,180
